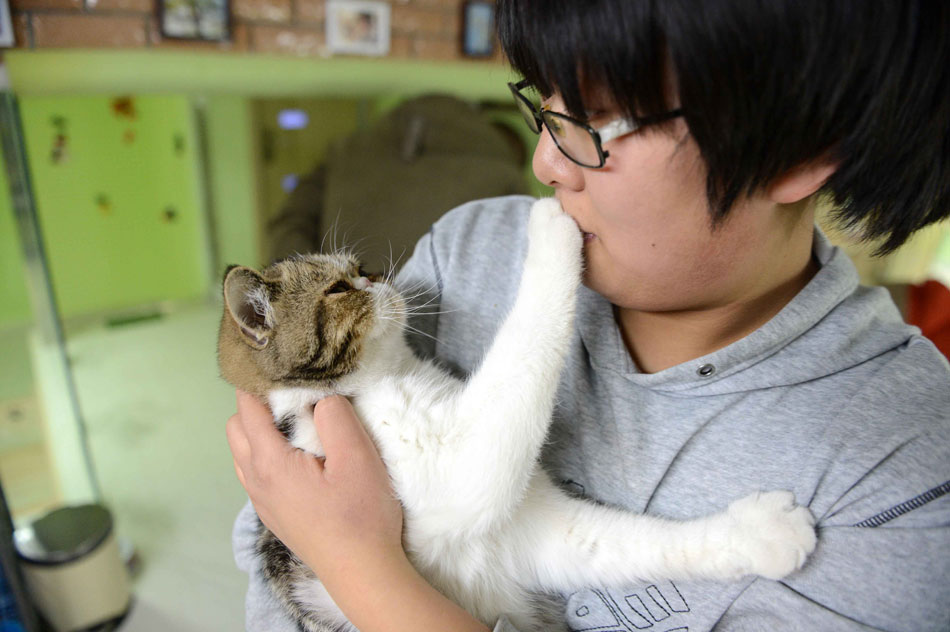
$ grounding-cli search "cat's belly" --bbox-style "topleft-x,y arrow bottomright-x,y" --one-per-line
407,536 -> 545,631
269,384 -> 559,630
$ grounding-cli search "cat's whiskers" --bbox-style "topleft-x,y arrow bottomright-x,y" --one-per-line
387,300 -> 457,318
397,282 -> 441,306
320,208 -> 346,254
382,244 -> 409,284
379,290 -> 456,319
394,321 -> 443,345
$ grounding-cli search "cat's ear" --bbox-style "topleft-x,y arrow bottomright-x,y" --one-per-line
223,266 -> 274,350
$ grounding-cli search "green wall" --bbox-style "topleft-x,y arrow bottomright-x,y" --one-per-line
4,50 -> 516,101
18,95 -> 210,318
1,51 -> 551,324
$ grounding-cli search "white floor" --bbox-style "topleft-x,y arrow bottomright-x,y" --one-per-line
62,301 -> 249,631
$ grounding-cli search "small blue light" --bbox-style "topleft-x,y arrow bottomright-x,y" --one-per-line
277,109 -> 310,130
281,174 -> 299,193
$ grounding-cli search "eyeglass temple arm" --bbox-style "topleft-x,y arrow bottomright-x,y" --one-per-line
596,108 -> 684,144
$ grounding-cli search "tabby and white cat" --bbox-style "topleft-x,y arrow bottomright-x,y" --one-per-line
217,198 -> 817,632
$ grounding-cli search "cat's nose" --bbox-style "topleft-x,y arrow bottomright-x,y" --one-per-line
354,277 -> 373,290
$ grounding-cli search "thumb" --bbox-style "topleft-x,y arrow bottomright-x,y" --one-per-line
312,395 -> 374,461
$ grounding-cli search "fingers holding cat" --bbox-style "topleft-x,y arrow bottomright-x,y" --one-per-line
226,391 -> 406,591
228,390 -> 308,478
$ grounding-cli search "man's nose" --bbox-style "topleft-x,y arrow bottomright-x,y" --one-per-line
532,128 -> 584,192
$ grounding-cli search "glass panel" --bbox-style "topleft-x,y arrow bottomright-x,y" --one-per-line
0,124 -> 61,524
0,94 -> 98,526
1,84 -> 540,630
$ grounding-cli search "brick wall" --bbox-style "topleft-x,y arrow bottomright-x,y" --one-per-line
8,0 -> 504,62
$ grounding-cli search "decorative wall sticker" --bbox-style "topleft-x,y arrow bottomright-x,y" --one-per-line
173,133 -> 186,157
49,115 -> 70,165
111,97 -> 137,121
112,97 -> 138,145
95,193 -> 113,216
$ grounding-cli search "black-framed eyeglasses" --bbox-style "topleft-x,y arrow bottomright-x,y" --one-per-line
508,79 -> 684,168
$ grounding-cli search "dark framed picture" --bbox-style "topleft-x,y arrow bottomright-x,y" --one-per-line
461,0 -> 495,58
157,0 -> 231,42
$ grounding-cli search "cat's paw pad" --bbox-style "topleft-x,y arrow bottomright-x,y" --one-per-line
526,198 -> 583,270
721,491 -> 817,580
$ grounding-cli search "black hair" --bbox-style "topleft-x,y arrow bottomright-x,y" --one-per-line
497,0 -> 949,254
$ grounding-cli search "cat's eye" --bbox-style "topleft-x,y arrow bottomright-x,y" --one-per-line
325,280 -> 352,295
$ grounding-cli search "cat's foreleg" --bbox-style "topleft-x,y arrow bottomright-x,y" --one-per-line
433,199 -> 583,535
516,478 -> 817,592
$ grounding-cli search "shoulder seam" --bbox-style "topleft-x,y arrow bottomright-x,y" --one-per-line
853,480 -> 950,527
427,226 -> 444,296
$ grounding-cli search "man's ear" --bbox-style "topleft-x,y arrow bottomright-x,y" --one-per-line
223,266 -> 274,350
768,157 -> 838,204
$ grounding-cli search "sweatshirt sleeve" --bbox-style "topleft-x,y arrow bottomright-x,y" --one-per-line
717,367 -> 950,632
394,226 -> 443,360
714,511 -> 950,631
232,500 -> 301,632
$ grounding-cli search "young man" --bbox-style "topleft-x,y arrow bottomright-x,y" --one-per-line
227,1 -> 950,630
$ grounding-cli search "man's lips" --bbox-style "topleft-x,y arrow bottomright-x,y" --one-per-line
556,199 -> 595,242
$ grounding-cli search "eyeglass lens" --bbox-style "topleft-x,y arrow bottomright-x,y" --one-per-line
541,111 -> 602,167
513,91 -> 541,134
510,84 -> 603,167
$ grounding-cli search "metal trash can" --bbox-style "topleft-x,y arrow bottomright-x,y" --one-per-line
13,504 -> 130,632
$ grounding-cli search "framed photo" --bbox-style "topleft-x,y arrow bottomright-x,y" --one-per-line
0,0 -> 15,48
326,1 -> 391,57
461,0 -> 495,58
158,0 -> 231,42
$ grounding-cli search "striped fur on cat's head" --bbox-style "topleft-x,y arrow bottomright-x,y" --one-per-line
217,253 -> 398,397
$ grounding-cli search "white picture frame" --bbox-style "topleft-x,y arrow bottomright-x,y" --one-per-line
0,0 -> 15,48
326,1 -> 390,57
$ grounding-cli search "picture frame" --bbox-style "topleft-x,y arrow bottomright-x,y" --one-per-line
0,0 -> 15,48
326,1 -> 391,57
461,0 -> 495,58
157,0 -> 231,42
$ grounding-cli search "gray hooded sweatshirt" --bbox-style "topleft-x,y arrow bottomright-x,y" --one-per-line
234,195 -> 950,632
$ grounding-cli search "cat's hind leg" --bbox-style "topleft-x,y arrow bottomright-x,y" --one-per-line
257,526 -> 353,632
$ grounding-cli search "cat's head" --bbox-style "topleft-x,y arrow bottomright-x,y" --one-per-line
218,253 -> 403,391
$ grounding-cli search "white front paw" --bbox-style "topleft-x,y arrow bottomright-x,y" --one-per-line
526,198 -> 583,275
718,491 -> 817,580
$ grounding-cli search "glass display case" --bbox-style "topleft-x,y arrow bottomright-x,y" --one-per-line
0,58 -> 536,626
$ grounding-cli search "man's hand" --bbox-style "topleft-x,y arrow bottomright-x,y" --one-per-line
226,391 -> 489,632
226,392 -> 404,581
